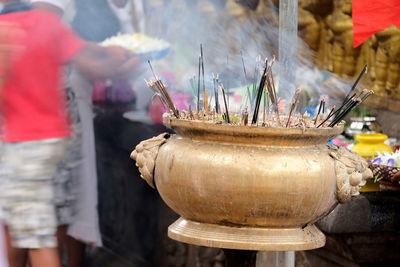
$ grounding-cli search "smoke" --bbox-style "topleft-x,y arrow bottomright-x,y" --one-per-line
135,0 -> 354,113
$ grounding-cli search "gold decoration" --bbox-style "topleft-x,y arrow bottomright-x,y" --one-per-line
130,133 -> 170,189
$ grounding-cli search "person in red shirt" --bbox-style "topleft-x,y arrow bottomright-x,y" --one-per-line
0,1 -> 143,267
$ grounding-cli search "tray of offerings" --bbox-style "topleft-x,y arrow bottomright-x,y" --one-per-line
369,151 -> 400,191
101,33 -> 170,60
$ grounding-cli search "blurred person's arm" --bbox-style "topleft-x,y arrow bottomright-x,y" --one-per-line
50,11 -> 145,81
72,42 -> 144,80
33,0 -> 145,80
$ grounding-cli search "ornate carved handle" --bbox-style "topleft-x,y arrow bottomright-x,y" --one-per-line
130,133 -> 171,189
329,146 -> 373,203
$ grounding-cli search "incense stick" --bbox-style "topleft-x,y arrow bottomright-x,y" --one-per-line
241,108 -> 249,126
212,73 -> 219,114
327,105 -> 336,118
189,105 -> 195,120
216,74 -> 220,114
148,60 -> 157,79
265,68 -> 279,123
343,64 -> 367,104
268,56 -> 277,105
361,90 -> 374,102
205,90 -> 209,113
316,105 -> 336,128
220,83 -> 230,123
241,51 -> 251,110
251,63 -> 268,125
250,56 -> 261,109
200,44 -> 206,111
314,98 -> 325,125
197,55 -> 201,112
263,86 -> 267,125
286,88 -> 301,127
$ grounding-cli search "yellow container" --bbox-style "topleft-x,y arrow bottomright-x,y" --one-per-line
352,133 -> 393,192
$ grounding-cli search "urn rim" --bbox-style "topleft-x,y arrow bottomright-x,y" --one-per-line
163,115 -> 343,146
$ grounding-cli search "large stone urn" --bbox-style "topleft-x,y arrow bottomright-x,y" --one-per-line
131,115 -> 372,251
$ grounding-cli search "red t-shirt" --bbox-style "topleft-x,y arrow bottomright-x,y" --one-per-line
0,10 -> 86,142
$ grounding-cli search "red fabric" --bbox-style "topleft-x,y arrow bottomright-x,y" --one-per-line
353,0 -> 400,47
0,10 -> 86,142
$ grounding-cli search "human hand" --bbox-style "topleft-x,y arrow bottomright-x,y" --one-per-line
115,54 -> 147,78
104,45 -> 133,64
103,46 -> 146,77
74,43 -> 146,80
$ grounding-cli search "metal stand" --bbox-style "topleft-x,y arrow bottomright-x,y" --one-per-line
257,251 -> 295,267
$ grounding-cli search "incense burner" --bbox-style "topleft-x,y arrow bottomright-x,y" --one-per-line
131,115 -> 372,251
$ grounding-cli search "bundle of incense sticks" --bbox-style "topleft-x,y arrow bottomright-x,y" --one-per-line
251,61 -> 268,125
286,88 -> 302,127
146,78 -> 179,118
251,57 -> 279,125
265,57 -> 279,123
328,90 -> 373,127
317,90 -> 373,128
316,64 -> 370,127
314,97 -> 326,125
212,73 -> 219,114
220,83 -> 230,123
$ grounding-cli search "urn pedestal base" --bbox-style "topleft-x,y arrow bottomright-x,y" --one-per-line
168,217 -> 326,251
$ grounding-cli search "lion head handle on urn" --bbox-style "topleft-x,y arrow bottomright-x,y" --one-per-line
130,133 -> 170,189
329,146 -> 373,203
